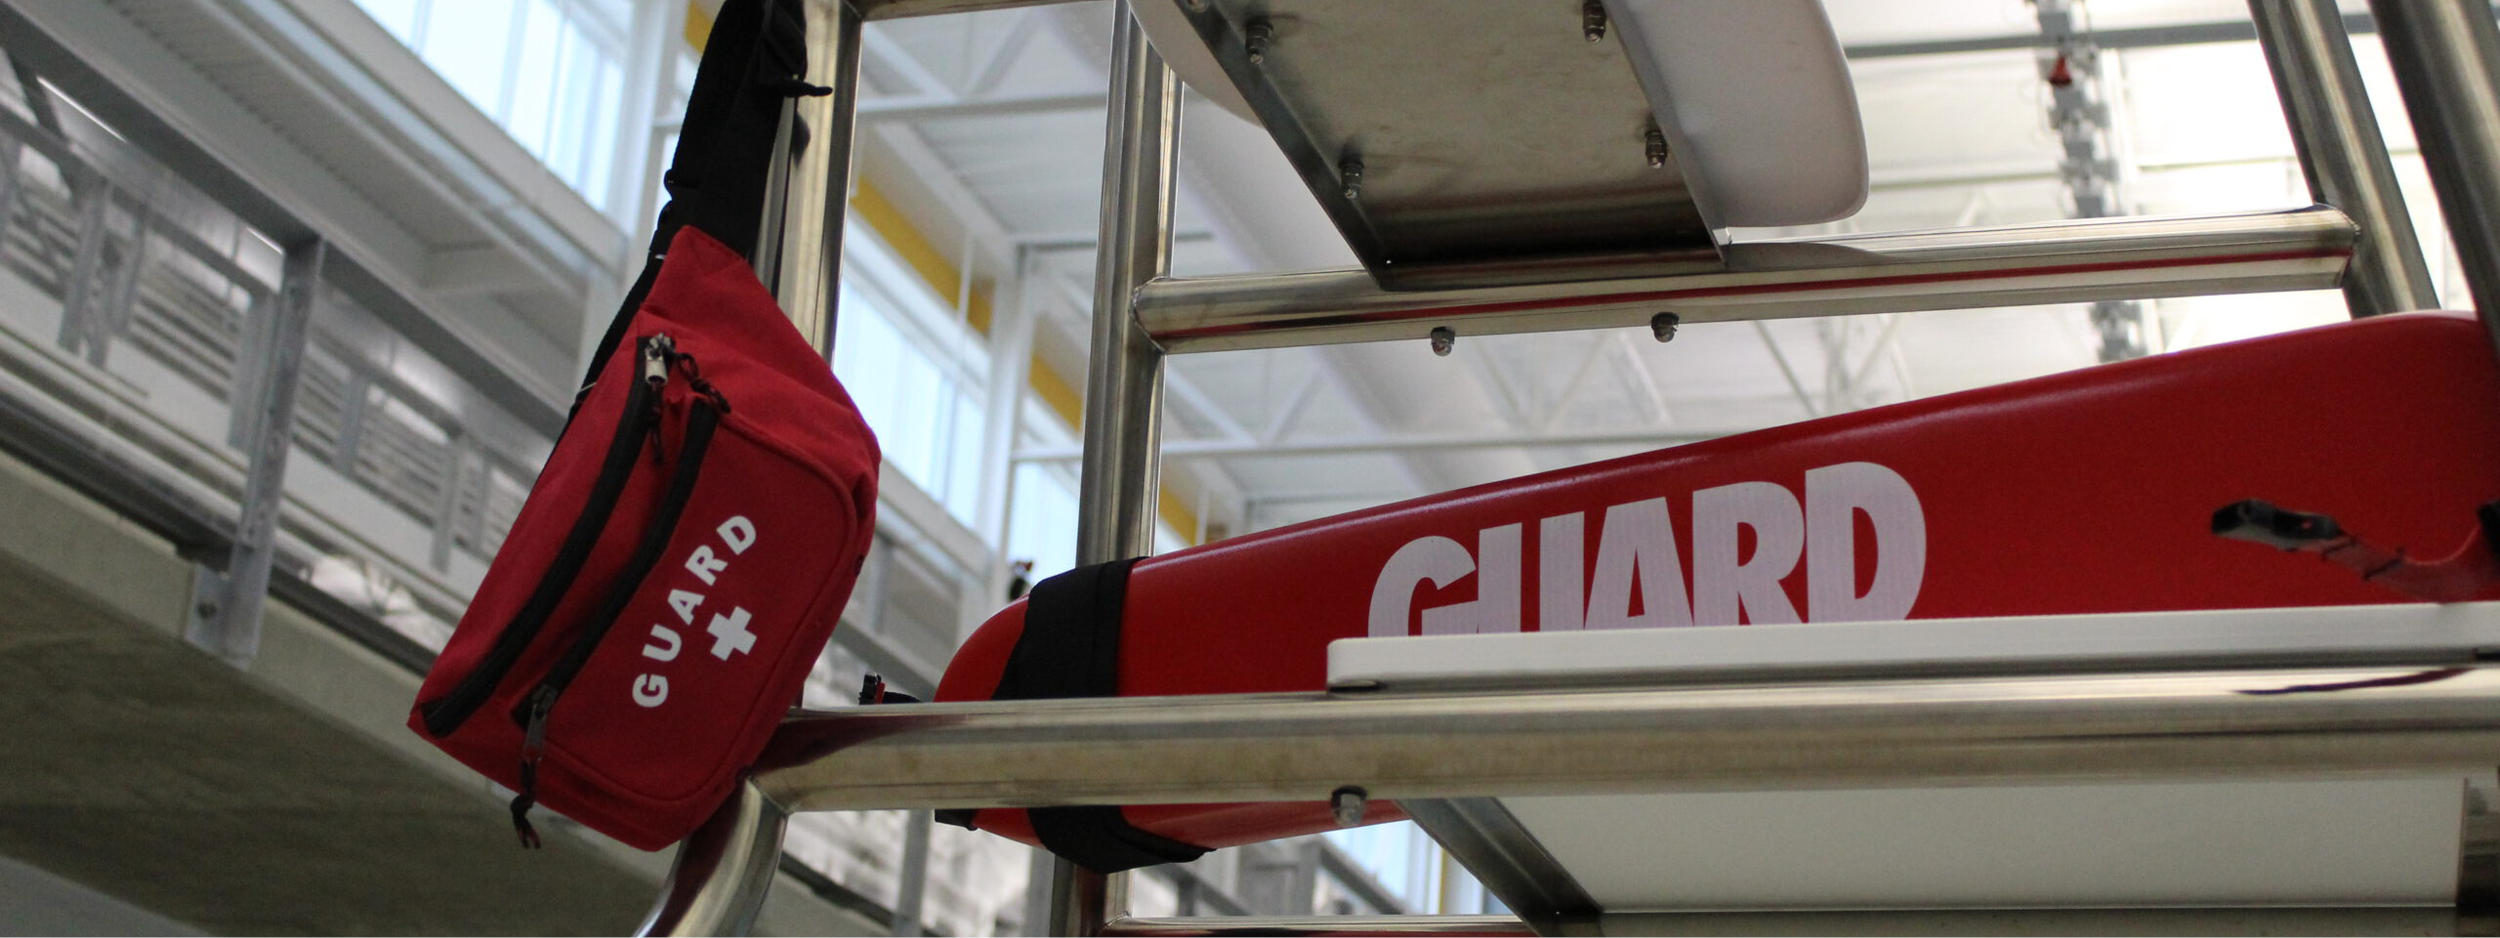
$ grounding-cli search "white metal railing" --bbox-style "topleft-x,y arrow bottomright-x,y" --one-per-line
0,96 -> 544,635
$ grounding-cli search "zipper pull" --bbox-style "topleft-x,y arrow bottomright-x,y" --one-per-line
509,685 -> 557,849
641,335 -> 673,467
639,334 -> 673,387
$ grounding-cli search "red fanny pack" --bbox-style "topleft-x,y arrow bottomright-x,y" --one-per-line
411,227 -> 875,851
407,0 -> 877,851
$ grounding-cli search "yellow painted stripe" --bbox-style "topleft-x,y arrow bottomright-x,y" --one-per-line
849,180 -> 995,334
1159,487 -> 1202,545
1026,353 -> 1086,430
683,1 -> 714,52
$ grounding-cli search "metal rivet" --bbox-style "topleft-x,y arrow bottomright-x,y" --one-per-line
195,601 -> 219,618
1245,20 -> 1273,64
1331,786 -> 1369,827
1645,128 -> 1668,169
1583,0 -> 1608,41
1429,326 -> 1456,356
1339,158 -> 1364,201
1651,311 -> 1680,342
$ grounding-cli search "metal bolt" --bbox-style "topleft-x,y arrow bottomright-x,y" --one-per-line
1650,311 -> 1680,342
1339,158 -> 1364,201
1645,127 -> 1668,169
1429,326 -> 1456,356
1245,20 -> 1273,64
1582,0 -> 1608,41
195,601 -> 219,618
1331,786 -> 1369,827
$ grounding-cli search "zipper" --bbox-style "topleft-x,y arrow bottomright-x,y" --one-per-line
508,355 -> 725,848
418,335 -> 675,738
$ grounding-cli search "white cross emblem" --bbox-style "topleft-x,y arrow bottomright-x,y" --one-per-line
707,607 -> 755,660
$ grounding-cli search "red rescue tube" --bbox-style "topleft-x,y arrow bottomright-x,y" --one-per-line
936,311 -> 2500,851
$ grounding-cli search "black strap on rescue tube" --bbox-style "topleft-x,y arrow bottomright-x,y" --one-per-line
971,558 -> 1210,873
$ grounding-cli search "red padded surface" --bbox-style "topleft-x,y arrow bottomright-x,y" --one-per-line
937,311 -> 2500,850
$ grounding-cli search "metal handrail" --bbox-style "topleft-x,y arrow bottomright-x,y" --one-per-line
750,664 -> 2500,812
1128,207 -> 2357,354
641,655 -> 2500,935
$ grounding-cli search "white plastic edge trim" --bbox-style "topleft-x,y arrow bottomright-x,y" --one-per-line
1330,601 -> 2500,687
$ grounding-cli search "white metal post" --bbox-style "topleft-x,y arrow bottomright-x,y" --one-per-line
187,238 -> 322,667
967,248 -> 1040,638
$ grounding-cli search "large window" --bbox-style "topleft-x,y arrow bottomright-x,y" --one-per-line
350,0 -> 633,216
832,228 -> 990,529
1008,437 -> 1080,580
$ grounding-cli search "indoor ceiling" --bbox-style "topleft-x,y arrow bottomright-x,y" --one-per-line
850,0 -> 2448,537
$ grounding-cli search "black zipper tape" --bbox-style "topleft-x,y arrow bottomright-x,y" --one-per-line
419,336 -> 673,738
509,394 -> 722,848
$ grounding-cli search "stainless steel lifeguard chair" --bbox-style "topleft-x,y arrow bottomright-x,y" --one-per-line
635,0 -> 2500,933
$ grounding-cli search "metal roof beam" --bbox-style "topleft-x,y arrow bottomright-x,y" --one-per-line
861,90 -> 1105,122
1845,13 -> 2378,59
1014,426 -> 1733,462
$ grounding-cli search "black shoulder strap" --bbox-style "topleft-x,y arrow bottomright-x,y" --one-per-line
573,0 -> 824,409
976,558 -> 1210,873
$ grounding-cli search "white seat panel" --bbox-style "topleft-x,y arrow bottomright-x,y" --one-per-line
1613,0 -> 1869,227
1508,778 -> 2467,911
1135,0 -> 1870,229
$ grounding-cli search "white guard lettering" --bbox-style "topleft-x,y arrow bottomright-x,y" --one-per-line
1805,462 -> 1926,623
718,516 -> 757,554
642,624 -> 682,662
685,546 -> 727,585
1538,513 -> 1585,631
1368,536 -> 1472,638
1368,461 -> 1927,636
1367,526 -> 1523,637
633,674 -> 668,707
1585,498 -> 1691,630
1691,481 -> 1804,626
668,589 -> 704,625
1422,525 -> 1519,636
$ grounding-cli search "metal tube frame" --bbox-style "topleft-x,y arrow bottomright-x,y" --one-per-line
639,782 -> 791,937
628,0 -> 2500,934
2248,0 -> 2442,316
1049,3 -> 1179,934
634,2 -> 862,935
752,661 -> 2500,812
1127,207 -> 2357,355
2368,0 -> 2500,350
774,0 -> 866,358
